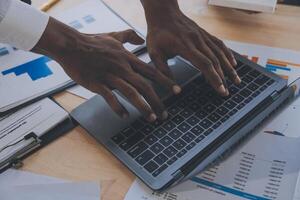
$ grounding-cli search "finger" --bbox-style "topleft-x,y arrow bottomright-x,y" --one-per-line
179,48 -> 227,96
104,74 -> 156,122
149,50 -> 174,79
129,56 -> 181,94
110,29 -> 144,45
88,82 -> 129,118
205,38 -> 241,85
123,72 -> 168,120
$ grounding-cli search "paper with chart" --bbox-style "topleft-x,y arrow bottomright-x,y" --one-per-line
125,97 -> 300,200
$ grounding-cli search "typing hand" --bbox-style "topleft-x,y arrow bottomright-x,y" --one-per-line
33,17 -> 180,121
142,0 -> 241,96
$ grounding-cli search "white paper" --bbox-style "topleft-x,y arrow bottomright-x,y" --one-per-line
125,97 -> 300,200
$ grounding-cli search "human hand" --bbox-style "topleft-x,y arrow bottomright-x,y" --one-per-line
142,0 -> 241,96
33,17 -> 180,121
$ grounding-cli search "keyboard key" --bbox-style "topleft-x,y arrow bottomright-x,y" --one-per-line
119,132 -> 144,151
208,113 -> 221,122
144,135 -> 158,145
249,69 -> 260,78
167,157 -> 178,165
173,139 -> 187,150
220,115 -> 230,123
178,122 -> 191,132
266,79 -> 275,86
191,125 -> 204,136
168,105 -> 181,115
132,120 -> 144,130
172,115 -> 185,125
153,164 -> 168,177
160,136 -> 174,147
237,65 -> 251,77
212,97 -> 224,106
186,116 -> 200,126
112,134 -> 125,144
140,125 -> 154,135
122,128 -> 135,137
182,132 -> 196,143
153,128 -> 167,138
224,100 -> 237,109
195,135 -> 205,143
203,104 -> 216,113
251,91 -> 260,98
204,128 -> 213,136
248,83 -> 259,91
150,143 -> 164,154
177,99 -> 189,108
186,142 -> 196,150
233,94 -> 244,104
254,75 -> 270,85
144,161 -> 159,173
245,97 -> 253,103
195,110 -> 208,119
199,119 -> 213,129
177,149 -> 187,158
212,122 -> 222,129
216,106 -> 229,116
197,97 -> 209,105
229,109 -> 238,116
260,85 -> 268,91
229,86 -> 239,95
237,82 -> 247,89
151,120 -> 163,128
163,121 -> 176,131
154,153 -> 168,165
240,88 -> 252,98
237,103 -> 246,110
164,146 -> 178,157
128,142 -> 148,158
169,129 -> 183,140
136,150 -> 155,165
242,75 -> 253,83
180,108 -> 194,118
189,102 -> 202,111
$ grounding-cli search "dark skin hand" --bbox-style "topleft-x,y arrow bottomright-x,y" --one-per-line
33,17 -> 181,122
141,0 -> 241,96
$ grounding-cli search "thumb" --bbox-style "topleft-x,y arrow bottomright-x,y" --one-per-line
110,29 -> 145,45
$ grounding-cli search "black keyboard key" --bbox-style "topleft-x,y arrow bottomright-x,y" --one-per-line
195,110 -> 208,119
251,91 -> 260,98
154,153 -> 168,165
151,120 -> 163,128
197,97 -> 209,105
260,85 -> 268,92
229,86 -> 239,95
132,120 -> 144,130
212,97 -> 224,106
112,134 -> 125,144
240,88 -> 252,98
186,142 -> 196,150
203,104 -> 216,113
136,150 -> 155,165
140,125 -> 154,135
169,129 -> 183,140
248,83 -> 259,91
254,75 -> 270,85
242,75 -> 253,83
180,108 -> 194,118
195,135 -> 205,143
177,149 -> 187,158
224,100 -> 237,109
122,128 -> 135,137
220,115 -> 230,123
249,69 -> 261,78
216,106 -> 229,116
233,94 -> 244,104
173,139 -> 187,150
177,99 -> 189,108
237,82 -> 247,89
229,109 -> 238,116
164,146 -> 178,157
182,132 -> 196,143
244,97 -> 253,103
150,143 -> 164,154
163,121 -> 176,131
204,128 -> 213,136
212,122 -> 222,129
167,157 -> 178,165
168,106 -> 181,115
186,116 -> 200,126
199,119 -> 213,129
266,79 -> 275,86
237,103 -> 246,110
178,122 -> 191,132
144,161 -> 159,173
160,136 -> 174,147
153,128 -> 167,138
191,125 -> 204,136
145,135 -> 158,145
119,132 -> 144,151
189,102 -> 202,111
171,115 -> 185,125
237,65 -> 252,77
153,164 -> 168,177
128,142 -> 148,158
208,113 -> 221,122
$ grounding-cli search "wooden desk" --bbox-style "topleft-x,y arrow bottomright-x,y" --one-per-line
25,1 -> 300,200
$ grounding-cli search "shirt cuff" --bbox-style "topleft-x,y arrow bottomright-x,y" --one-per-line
0,0 -> 49,51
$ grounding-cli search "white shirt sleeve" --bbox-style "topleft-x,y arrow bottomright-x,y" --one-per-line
0,0 -> 49,51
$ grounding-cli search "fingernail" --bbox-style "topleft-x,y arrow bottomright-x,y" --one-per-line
148,113 -> 157,122
218,85 -> 227,95
173,85 -> 182,94
235,76 -> 241,84
122,113 -> 129,119
162,111 -> 168,120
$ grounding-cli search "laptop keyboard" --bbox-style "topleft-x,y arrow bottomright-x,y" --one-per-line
111,63 -> 275,177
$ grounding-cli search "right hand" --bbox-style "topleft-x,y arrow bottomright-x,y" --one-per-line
33,18 -> 181,122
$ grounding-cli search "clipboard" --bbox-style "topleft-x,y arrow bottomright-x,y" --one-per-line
0,98 -> 76,173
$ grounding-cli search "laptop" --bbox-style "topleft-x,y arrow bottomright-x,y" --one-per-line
71,50 -> 294,191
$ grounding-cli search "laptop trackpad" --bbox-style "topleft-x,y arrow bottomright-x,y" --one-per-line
71,56 -> 199,142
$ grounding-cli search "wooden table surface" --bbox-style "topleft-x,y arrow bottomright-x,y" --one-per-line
25,1 -> 300,199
